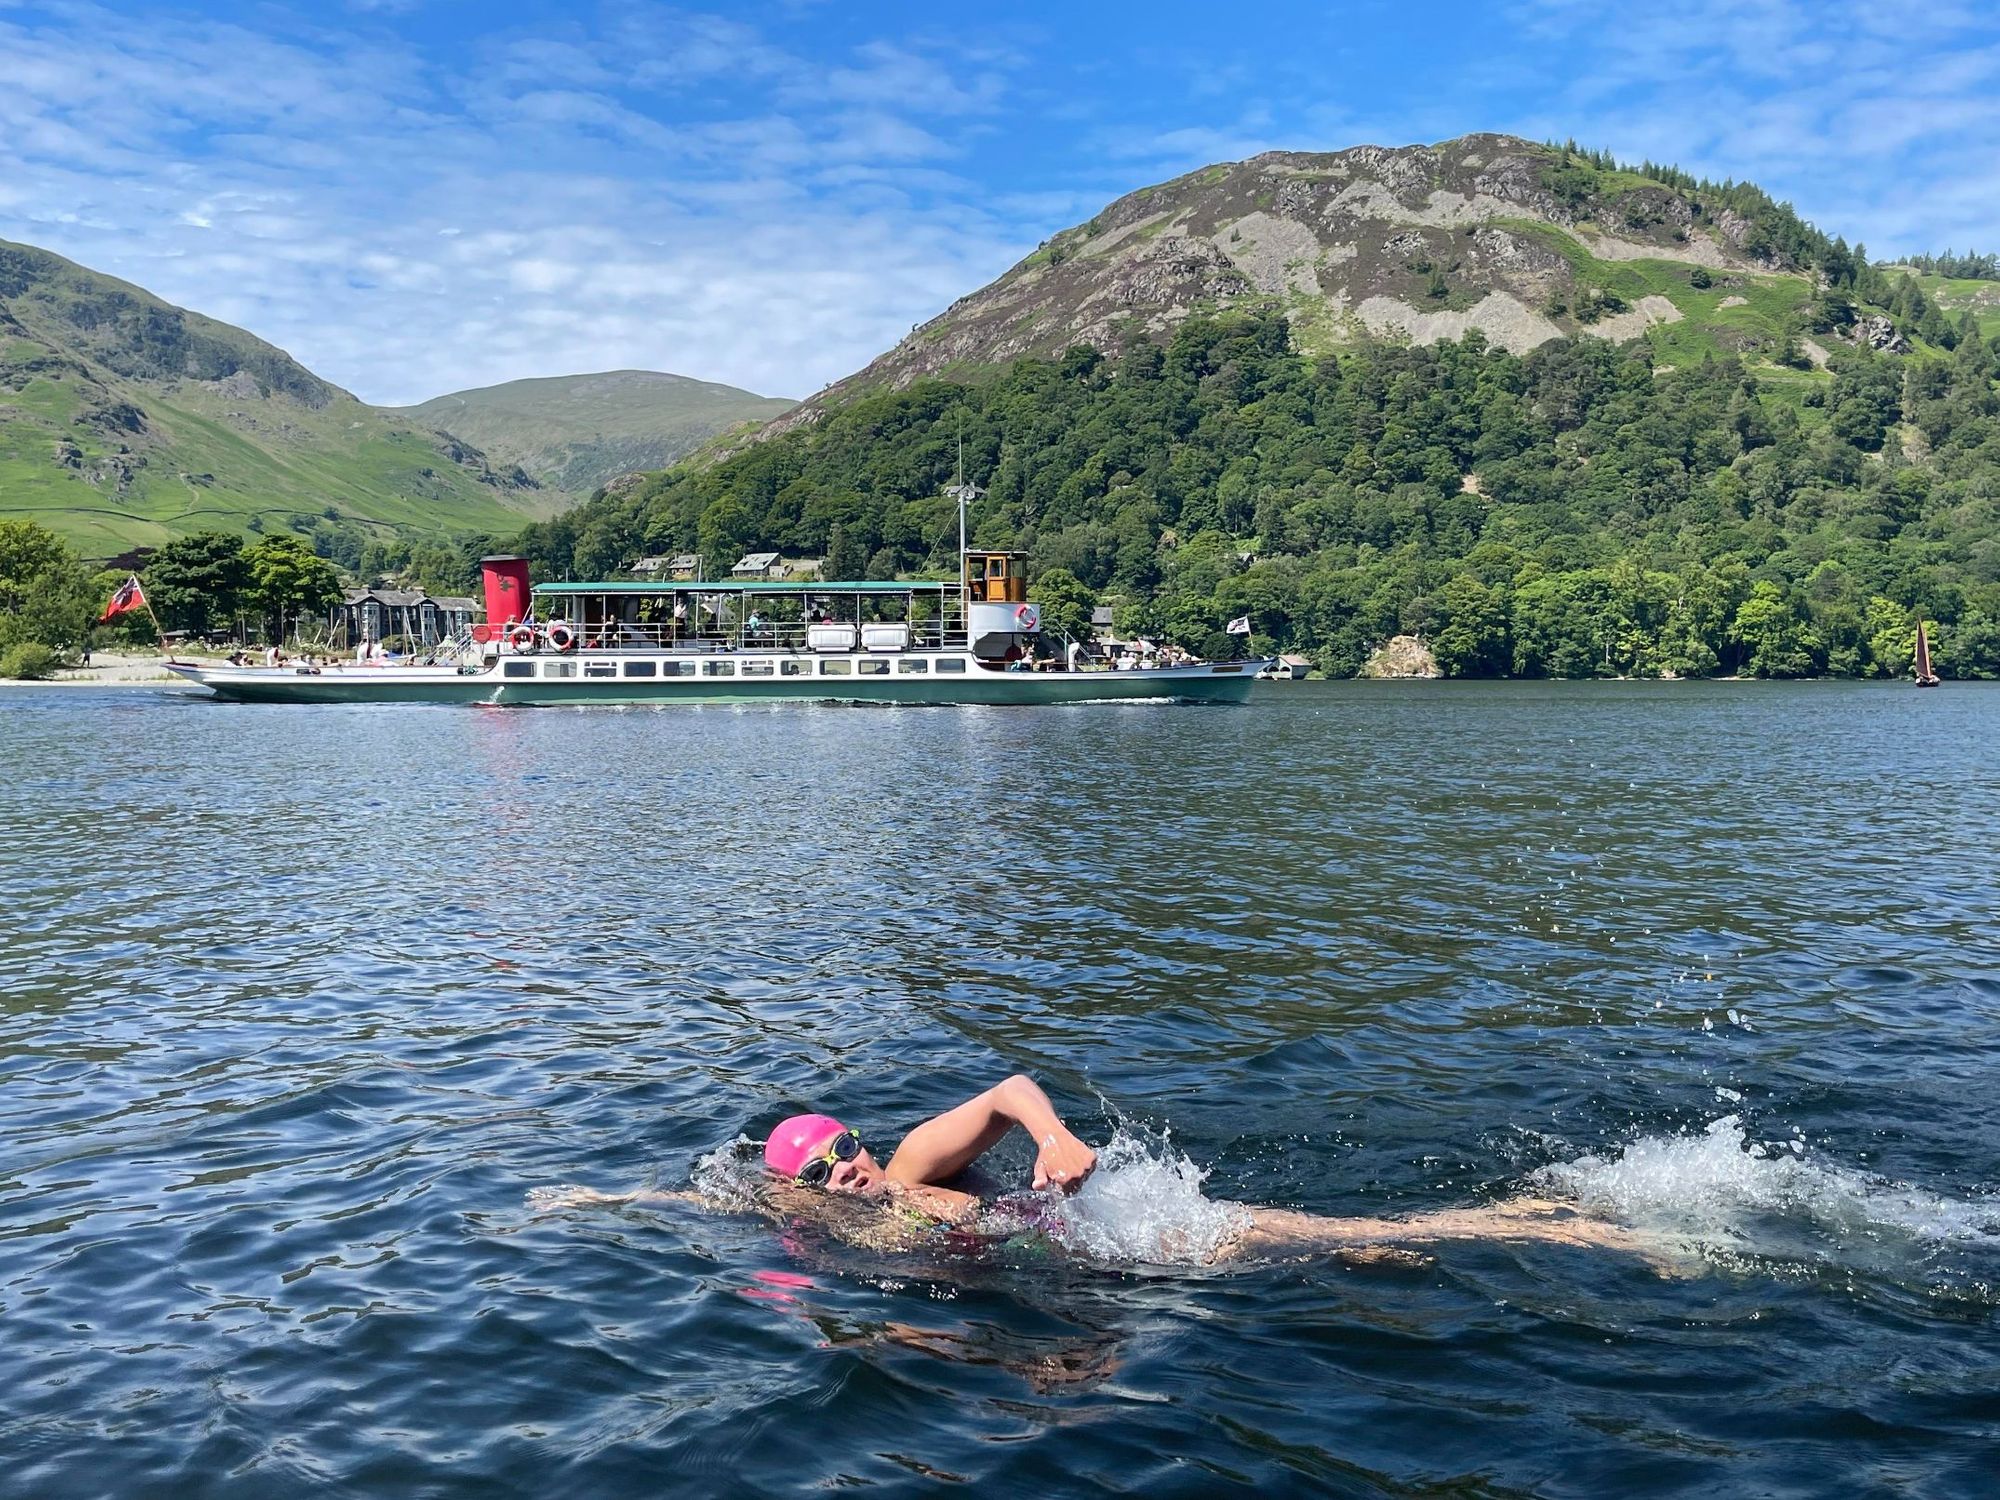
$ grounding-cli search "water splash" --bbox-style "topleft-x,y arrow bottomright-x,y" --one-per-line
674,1127 -> 1249,1266
687,1134 -> 764,1210
1021,1125 -> 1251,1265
1532,1116 -> 2000,1264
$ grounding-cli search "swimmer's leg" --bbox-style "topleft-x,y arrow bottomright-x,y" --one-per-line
1216,1199 -> 1688,1273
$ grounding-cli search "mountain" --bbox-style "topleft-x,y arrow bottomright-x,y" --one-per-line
388,370 -> 794,498
780,133 -> 1898,428
522,133 -> 2000,681
0,239 -> 556,558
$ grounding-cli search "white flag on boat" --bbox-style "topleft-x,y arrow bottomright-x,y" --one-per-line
1225,614 -> 1252,635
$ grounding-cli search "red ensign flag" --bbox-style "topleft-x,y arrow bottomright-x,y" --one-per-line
97,574 -> 147,624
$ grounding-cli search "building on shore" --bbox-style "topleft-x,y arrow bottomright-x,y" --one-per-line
331,588 -> 478,647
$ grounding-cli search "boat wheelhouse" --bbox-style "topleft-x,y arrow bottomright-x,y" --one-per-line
166,550 -> 1270,705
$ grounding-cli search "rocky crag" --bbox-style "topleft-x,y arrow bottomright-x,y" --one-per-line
780,134 -> 1843,428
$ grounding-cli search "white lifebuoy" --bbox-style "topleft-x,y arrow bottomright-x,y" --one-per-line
545,621 -> 577,653
1014,603 -> 1039,631
506,623 -> 537,653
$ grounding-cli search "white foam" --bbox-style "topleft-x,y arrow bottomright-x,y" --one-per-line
1036,1126 -> 1251,1265
688,1133 -> 765,1210
1532,1116 -> 2000,1252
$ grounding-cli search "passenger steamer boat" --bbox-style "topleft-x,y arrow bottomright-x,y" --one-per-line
166,550 -> 1270,706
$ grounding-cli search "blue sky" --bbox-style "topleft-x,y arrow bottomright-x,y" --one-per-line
3,0 -> 1996,405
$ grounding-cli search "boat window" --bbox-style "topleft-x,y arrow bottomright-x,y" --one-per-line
896,658 -> 929,674
503,660 -> 535,678
857,658 -> 889,675
623,660 -> 657,678
819,659 -> 851,676
702,660 -> 736,677
662,660 -> 696,676
543,660 -> 577,678
934,657 -> 967,673
583,661 -> 616,678
741,660 -> 774,677
781,659 -> 810,676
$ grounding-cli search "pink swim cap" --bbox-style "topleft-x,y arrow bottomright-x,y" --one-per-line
764,1114 -> 849,1178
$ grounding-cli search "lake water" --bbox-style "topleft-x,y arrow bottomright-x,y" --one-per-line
2,681 -> 1996,1497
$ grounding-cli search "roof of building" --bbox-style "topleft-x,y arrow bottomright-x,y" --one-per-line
433,596 -> 478,611
732,551 -> 781,570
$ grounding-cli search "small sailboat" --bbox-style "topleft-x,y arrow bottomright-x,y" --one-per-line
1914,619 -> 1941,687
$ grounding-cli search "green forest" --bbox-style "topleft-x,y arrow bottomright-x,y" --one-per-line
508,309 -> 2000,679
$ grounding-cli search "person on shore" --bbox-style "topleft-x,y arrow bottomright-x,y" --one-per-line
532,1074 -> 1665,1267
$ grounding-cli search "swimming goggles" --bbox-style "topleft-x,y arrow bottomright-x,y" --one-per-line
797,1129 -> 862,1187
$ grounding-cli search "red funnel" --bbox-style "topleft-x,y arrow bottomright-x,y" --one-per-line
480,555 -> 531,627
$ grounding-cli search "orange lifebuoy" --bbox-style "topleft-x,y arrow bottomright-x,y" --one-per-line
506,623 -> 537,653
1014,603 -> 1039,630
545,621 -> 577,653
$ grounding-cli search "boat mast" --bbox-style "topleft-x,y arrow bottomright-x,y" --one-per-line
945,410 -> 983,601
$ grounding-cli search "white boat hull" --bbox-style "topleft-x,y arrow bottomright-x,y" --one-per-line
165,654 -> 1273,706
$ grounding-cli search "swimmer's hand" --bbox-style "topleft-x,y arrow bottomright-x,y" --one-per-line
1032,1129 -> 1097,1193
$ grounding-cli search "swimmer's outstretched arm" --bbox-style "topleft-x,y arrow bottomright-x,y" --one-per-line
526,1184 -> 701,1212
887,1073 -> 1098,1193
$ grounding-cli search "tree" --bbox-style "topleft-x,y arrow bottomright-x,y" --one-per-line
824,523 -> 868,582
1029,566 -> 1096,646
0,520 -> 96,655
246,535 -> 341,642
1731,581 -> 1821,677
1863,595 -> 1911,678
696,495 -> 756,577
1431,575 -> 1509,676
147,531 -> 251,636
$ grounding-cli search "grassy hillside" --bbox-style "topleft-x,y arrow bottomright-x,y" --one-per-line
1877,267 -> 2000,341
389,370 -> 794,499
0,240 -> 555,558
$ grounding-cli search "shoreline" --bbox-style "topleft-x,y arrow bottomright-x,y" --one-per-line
2,652 -> 187,687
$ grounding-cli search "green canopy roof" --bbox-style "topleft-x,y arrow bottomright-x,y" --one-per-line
533,579 -> 956,596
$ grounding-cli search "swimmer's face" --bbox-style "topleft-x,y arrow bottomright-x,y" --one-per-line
806,1128 -> 886,1197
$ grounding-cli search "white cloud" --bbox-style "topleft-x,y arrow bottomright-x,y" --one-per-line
2,0 -> 1995,417
0,2 -> 1035,405
1500,0 -> 2000,255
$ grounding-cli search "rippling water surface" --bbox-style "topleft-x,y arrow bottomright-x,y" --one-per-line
3,681 -> 1997,1497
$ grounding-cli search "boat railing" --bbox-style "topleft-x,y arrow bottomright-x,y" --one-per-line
519,604 -> 970,655
413,628 -> 476,665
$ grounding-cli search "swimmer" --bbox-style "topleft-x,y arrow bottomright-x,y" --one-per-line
531,1072 -> 1668,1268
538,1073 -> 1092,1227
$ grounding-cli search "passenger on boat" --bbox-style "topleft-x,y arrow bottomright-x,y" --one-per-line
532,1074 -> 1666,1267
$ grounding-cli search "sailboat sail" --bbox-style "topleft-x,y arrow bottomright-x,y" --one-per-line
1914,620 -> 1939,686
